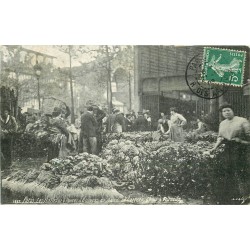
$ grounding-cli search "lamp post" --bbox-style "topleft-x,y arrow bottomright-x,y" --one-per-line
33,60 -> 42,109
105,46 -> 112,116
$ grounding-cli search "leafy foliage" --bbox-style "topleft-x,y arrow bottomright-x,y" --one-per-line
185,131 -> 218,143
101,132 -> 225,199
4,130 -> 234,202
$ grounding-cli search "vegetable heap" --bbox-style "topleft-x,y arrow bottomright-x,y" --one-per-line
2,153 -> 123,201
3,131 -> 231,202
101,135 -> 225,199
185,131 -> 218,143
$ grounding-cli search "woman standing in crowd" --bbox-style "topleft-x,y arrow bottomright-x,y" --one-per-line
164,115 -> 171,132
144,111 -> 152,130
157,119 -> 165,134
166,107 -> 186,142
210,103 -> 250,204
195,117 -> 207,134
112,109 -> 126,133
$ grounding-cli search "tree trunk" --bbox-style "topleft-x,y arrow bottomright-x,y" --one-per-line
69,46 -> 75,124
15,72 -> 19,119
128,71 -> 132,111
105,46 -> 112,129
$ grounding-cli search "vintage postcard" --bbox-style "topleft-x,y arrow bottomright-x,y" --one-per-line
1,45 -> 250,205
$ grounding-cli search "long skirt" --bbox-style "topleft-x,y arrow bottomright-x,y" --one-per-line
213,141 -> 250,204
47,142 -> 59,162
170,125 -> 184,142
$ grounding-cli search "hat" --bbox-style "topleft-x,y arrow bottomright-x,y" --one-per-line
53,107 -> 61,113
113,108 -> 120,113
143,109 -> 150,114
86,100 -> 95,106
92,105 -> 99,110
87,106 -> 94,111
3,107 -> 10,112
52,107 -> 61,116
170,107 -> 177,112
219,102 -> 233,112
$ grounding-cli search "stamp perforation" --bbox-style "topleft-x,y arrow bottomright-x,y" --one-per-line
202,47 -> 247,87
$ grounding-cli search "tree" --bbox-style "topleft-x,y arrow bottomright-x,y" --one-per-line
53,45 -> 134,124
1,46 -> 61,113
1,46 -> 29,117
55,46 -> 74,123
89,46 -> 121,114
55,45 -> 93,123
74,45 -> 134,111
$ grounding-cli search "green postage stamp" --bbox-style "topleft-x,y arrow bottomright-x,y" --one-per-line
202,47 -> 246,86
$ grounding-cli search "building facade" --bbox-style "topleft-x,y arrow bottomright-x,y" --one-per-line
134,45 -> 250,129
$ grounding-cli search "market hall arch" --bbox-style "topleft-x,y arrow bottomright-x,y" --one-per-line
112,67 -> 133,111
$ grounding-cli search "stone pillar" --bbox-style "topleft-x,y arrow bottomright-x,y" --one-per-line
218,95 -> 224,122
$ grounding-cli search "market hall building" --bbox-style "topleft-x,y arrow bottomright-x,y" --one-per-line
133,46 -> 250,129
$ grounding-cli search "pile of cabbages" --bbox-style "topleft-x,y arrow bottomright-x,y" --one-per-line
101,132 -> 224,199
5,153 -> 114,190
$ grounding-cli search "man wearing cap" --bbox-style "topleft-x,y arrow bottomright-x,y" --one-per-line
81,106 -> 98,155
93,105 -> 106,154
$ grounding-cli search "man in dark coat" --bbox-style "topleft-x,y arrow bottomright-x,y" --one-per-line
134,111 -> 148,132
125,114 -> 132,132
93,105 -> 106,154
78,110 -> 84,153
0,109 -> 18,169
81,106 -> 97,155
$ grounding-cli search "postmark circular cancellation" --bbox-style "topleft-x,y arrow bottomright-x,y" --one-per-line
185,47 -> 247,99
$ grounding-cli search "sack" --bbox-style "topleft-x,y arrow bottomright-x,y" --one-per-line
113,123 -> 122,133
42,97 -> 68,116
152,131 -> 161,141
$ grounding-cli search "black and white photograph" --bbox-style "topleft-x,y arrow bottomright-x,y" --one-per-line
0,2 -> 250,250
1,45 -> 249,205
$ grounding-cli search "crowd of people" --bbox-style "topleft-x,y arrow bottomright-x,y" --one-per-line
1,101 -> 250,204
104,108 -> 151,133
0,105 -> 208,169
78,106 -> 153,155
70,105 -> 207,156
